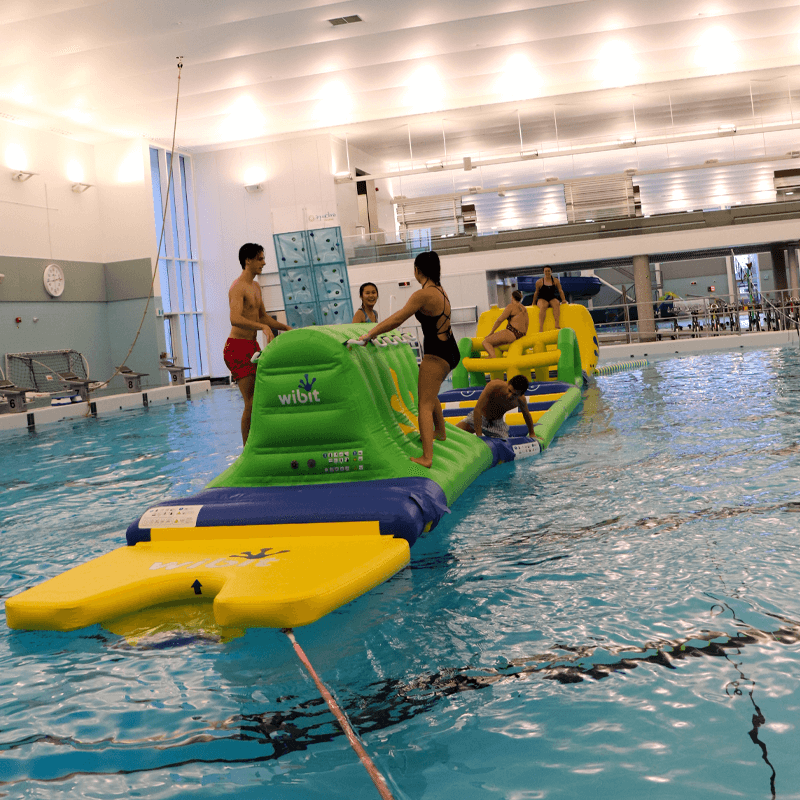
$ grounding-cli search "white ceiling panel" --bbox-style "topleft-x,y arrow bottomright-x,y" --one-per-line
3,0 -> 800,180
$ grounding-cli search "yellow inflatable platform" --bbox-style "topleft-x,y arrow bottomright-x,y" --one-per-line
6,521 -> 409,631
452,303 -> 599,388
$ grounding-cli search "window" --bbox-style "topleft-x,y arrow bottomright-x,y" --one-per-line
149,147 -> 207,377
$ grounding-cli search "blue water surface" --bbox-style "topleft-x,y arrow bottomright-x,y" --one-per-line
3,346 -> 800,799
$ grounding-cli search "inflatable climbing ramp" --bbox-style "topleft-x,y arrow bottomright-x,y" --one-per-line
6,324 -> 582,632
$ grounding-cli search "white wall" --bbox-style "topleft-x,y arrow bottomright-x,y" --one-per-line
332,139 -> 397,240
94,139 -> 156,265
192,134 -> 341,377
348,255 -> 491,343
0,119 -> 102,262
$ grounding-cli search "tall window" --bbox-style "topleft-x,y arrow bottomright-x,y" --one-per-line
149,147 -> 208,377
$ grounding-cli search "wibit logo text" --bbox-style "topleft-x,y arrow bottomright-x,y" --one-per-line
278,374 -> 320,405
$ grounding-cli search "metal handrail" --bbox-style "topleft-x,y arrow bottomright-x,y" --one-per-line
592,289 -> 800,344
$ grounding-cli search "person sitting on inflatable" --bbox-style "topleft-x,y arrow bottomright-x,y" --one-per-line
482,289 -> 529,358
456,375 -> 536,440
532,266 -> 567,331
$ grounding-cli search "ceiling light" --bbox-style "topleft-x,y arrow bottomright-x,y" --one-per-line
495,54 -> 542,101
594,41 -> 639,86
694,26 -> 738,70
243,166 -> 266,185
313,81 -> 353,125
5,143 -> 28,171
71,182 -> 91,192
405,66 -> 445,114
220,96 -> 266,141
67,109 -> 91,124
10,86 -> 32,104
66,159 -> 84,184
244,184 -> 263,194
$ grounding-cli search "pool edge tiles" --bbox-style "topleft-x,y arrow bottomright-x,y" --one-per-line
0,380 -> 212,433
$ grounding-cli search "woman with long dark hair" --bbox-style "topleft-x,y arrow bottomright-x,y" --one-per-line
352,282 -> 379,323
360,251 -> 459,468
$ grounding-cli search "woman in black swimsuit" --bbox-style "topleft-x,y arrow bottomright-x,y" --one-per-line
359,251 -> 459,469
532,266 -> 567,331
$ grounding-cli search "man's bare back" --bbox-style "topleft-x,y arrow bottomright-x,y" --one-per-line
456,377 -> 536,439
477,380 -> 527,420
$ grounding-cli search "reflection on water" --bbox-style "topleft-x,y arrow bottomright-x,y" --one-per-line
3,350 -> 800,799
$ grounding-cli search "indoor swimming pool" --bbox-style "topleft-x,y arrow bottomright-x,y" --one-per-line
3,344 -> 800,799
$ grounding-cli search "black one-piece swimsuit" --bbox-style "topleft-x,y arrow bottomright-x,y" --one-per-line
414,285 -> 461,371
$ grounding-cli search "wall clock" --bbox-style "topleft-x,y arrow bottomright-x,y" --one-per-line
43,263 -> 65,297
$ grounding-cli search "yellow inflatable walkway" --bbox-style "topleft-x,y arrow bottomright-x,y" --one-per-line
5,522 -> 409,631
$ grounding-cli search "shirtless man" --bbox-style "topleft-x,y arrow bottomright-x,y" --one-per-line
224,242 -> 291,446
456,375 -> 536,440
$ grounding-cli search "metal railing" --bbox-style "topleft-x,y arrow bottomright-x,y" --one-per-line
341,198 -> 800,269
592,289 -> 800,345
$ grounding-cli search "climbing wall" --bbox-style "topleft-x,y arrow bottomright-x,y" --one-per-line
273,227 -> 353,328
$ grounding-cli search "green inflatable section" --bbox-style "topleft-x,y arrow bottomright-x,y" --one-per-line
534,386 -> 582,450
207,324 -> 492,505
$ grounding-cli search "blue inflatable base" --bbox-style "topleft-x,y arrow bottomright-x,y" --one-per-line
126,477 -> 451,548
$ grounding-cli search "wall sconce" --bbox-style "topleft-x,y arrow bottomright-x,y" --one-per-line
71,183 -> 92,193
244,183 -> 263,193
11,171 -> 35,182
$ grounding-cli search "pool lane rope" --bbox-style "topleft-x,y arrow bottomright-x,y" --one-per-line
282,628 -> 396,800
592,359 -> 649,376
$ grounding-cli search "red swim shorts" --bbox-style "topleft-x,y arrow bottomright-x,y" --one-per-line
223,337 -> 261,382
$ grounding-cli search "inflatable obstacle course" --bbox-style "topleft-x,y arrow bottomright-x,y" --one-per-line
452,302 -> 599,388
7,321 -> 589,633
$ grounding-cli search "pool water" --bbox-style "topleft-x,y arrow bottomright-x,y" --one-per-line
3,347 -> 800,799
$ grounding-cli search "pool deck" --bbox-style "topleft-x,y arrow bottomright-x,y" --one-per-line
598,328 -> 800,364
0,380 -> 212,433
